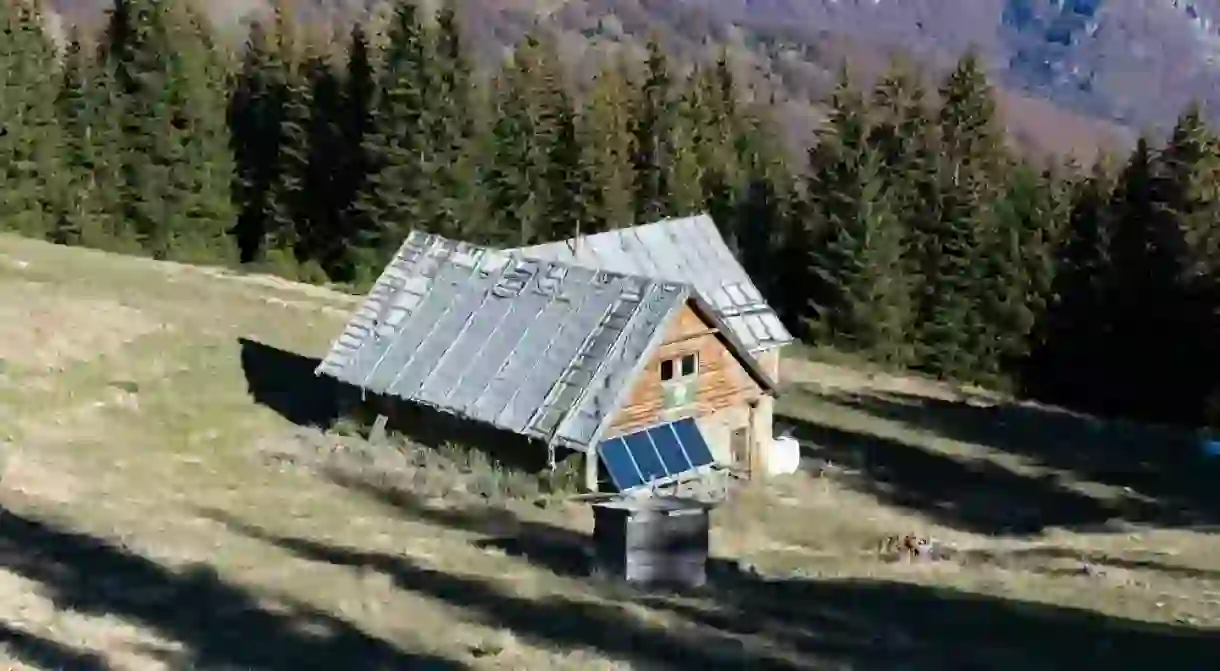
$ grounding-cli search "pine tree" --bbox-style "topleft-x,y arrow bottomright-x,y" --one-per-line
296,50 -> 347,280
428,0 -> 483,240
990,161 -> 1066,371
734,103 -> 792,289
1025,157 -> 1117,407
56,28 -> 115,248
669,73 -> 706,217
352,0 -> 433,274
806,74 -> 912,363
579,59 -> 636,233
485,34 -> 575,246
104,0 -> 236,263
230,17 -> 287,263
328,22 -> 376,281
1104,136 -> 1183,419
632,38 -> 679,224
531,38 -> 586,243
1142,107 -> 1220,423
917,51 -> 1010,381
0,0 -> 68,239
262,8 -> 312,274
696,52 -> 746,247
868,61 -> 937,287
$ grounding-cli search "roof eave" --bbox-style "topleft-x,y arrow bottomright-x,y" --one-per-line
688,294 -> 780,397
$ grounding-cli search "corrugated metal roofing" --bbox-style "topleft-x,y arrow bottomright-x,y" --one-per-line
315,231 -> 699,452
511,214 -> 793,353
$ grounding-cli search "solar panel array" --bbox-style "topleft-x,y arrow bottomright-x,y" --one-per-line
597,418 -> 716,491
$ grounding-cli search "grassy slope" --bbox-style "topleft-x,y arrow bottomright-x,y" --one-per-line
0,234 -> 1217,670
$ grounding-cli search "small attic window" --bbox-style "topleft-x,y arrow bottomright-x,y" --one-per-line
660,353 -> 698,382
681,353 -> 697,376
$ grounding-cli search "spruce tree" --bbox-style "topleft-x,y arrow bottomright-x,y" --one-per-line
918,51 -> 1010,381
1104,137 -> 1180,418
1026,157 -> 1117,407
807,74 -> 912,363
579,59 -> 636,233
632,38 -> 678,224
352,0 -> 433,273
329,22 -> 376,281
669,72 -> 707,217
296,50 -> 347,280
230,17 -> 287,263
696,52 -> 746,246
531,37 -> 586,242
56,29 -> 114,248
104,0 -> 236,263
734,103 -> 791,289
868,61 -> 937,288
428,0 -> 483,240
0,0 -> 67,239
485,34 -> 576,246
1143,107 -> 1220,423
254,7 -> 316,275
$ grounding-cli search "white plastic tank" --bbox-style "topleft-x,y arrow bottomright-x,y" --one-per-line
763,431 -> 802,476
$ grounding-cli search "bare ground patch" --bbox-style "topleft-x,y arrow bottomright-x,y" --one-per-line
0,282 -> 164,372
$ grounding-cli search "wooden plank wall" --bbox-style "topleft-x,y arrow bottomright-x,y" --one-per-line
607,302 -> 763,438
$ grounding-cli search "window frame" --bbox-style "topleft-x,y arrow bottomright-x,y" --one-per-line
660,352 -> 699,383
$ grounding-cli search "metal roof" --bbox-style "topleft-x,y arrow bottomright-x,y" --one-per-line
511,214 -> 793,353
315,231 -> 774,453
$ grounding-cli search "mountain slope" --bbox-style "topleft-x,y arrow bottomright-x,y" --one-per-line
46,0 -> 1141,161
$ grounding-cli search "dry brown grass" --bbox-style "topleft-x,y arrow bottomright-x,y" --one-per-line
0,233 -> 1216,670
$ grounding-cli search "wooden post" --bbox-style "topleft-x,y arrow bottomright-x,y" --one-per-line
585,448 -> 600,493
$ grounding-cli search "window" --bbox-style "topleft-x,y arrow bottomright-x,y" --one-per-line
660,353 -> 698,382
680,353 -> 697,377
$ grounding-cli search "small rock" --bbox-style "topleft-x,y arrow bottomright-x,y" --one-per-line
1081,563 -> 1106,578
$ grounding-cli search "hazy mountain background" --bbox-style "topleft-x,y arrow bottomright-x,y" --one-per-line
45,0 -> 1220,162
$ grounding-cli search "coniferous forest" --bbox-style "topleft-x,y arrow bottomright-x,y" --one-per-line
4,0 -> 1220,430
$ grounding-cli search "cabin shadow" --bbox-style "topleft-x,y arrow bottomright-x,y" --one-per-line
825,389 -> 1220,529
238,337 -> 351,429
774,408 -> 1160,536
238,337 -> 553,475
211,485 -> 1220,671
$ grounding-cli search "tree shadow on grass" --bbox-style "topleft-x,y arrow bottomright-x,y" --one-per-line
0,621 -> 111,670
0,507 -> 464,670
324,471 -> 592,578
955,545 -> 1220,581
209,485 -> 1220,671
776,408 -> 1154,536
825,389 -> 1220,529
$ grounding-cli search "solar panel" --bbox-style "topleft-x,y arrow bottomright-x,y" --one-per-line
623,432 -> 668,482
650,423 -> 692,473
599,437 -> 645,490
671,418 -> 715,468
597,418 -> 717,491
